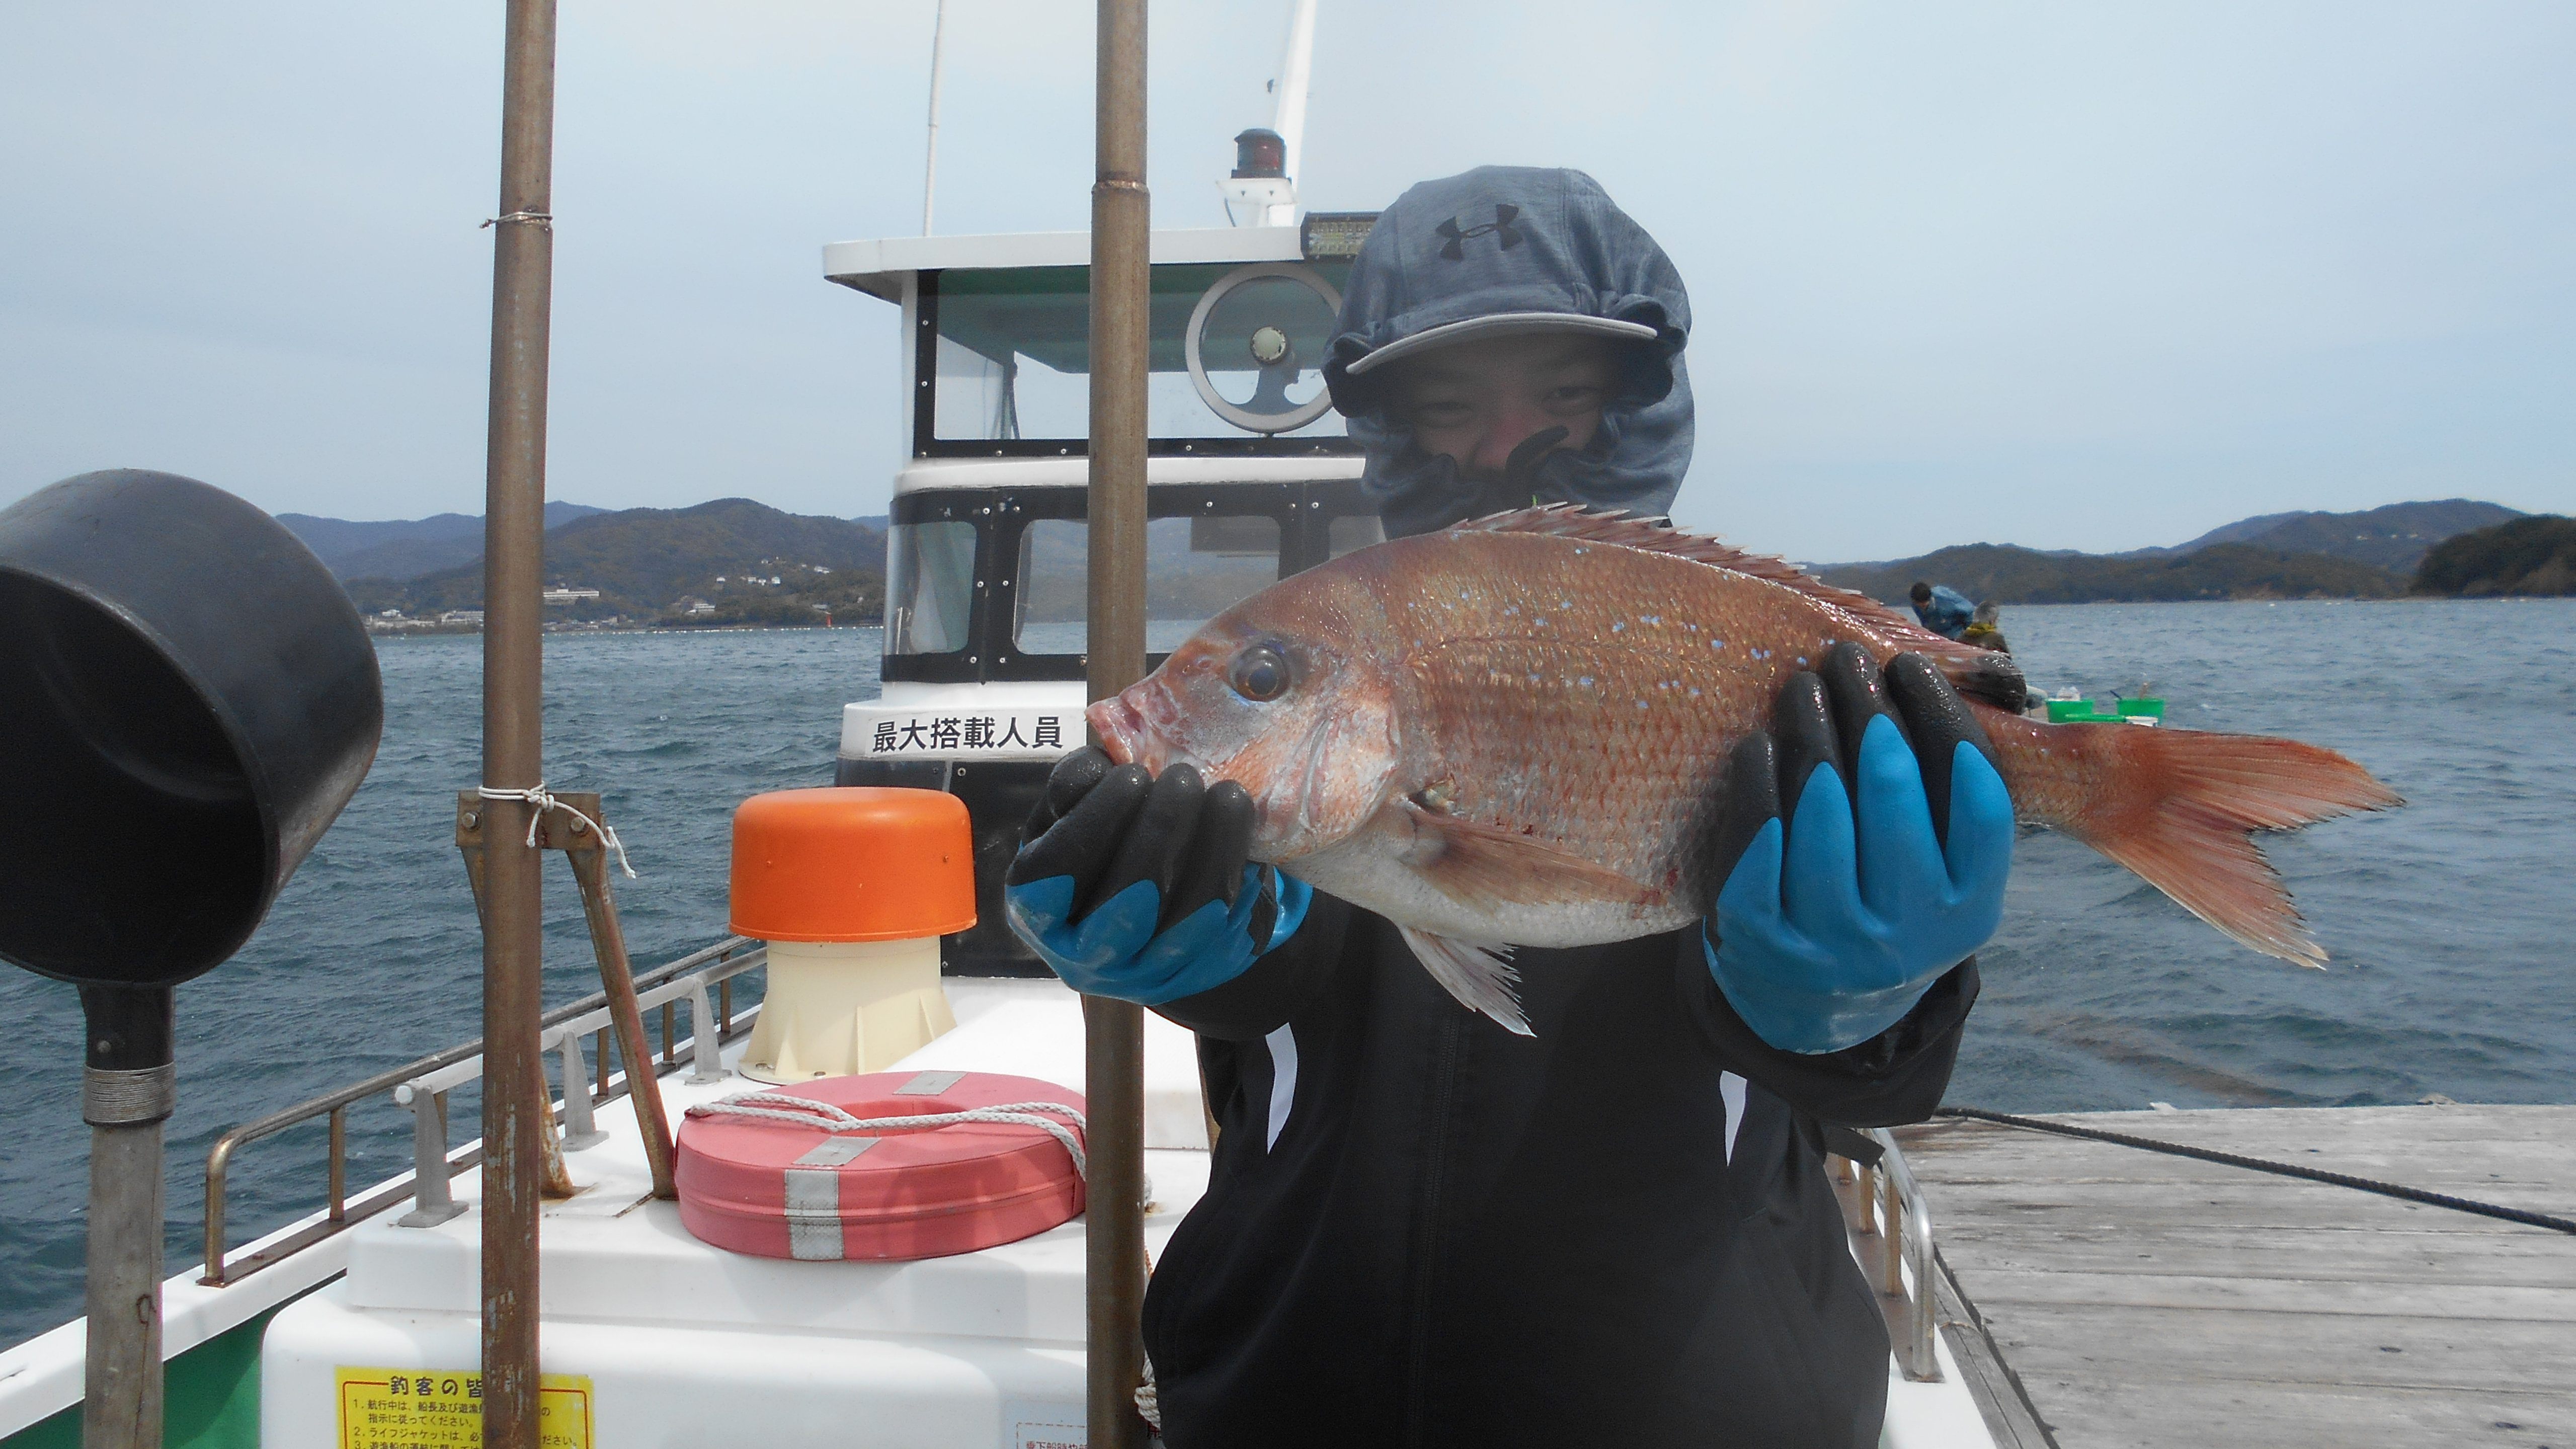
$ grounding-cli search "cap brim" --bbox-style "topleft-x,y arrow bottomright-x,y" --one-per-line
1343,312 -> 1662,377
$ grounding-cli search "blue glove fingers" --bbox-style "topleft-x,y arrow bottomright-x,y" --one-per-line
1780,760 -> 1881,961
1942,739 -> 2015,929
1005,873 -> 1166,993
1715,816 -> 1788,942
1008,864 -> 1312,1004
1707,652 -> 2018,1056
1852,713 -> 1952,929
1128,864 -> 1279,1003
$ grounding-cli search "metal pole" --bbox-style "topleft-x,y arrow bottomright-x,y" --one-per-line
1086,0 -> 1150,1443
479,0 -> 558,1443
922,0 -> 949,235
79,984 -> 174,1449
565,844 -> 677,1198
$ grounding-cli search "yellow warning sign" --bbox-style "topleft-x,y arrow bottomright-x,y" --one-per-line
335,1366 -> 593,1449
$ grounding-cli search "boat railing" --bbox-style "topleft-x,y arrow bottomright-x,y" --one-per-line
1831,1128 -> 1941,1382
201,936 -> 768,1286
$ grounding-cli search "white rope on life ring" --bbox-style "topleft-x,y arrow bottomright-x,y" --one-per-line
687,1090 -> 1089,1177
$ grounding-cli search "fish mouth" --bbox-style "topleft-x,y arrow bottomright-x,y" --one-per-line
1085,691 -> 1156,769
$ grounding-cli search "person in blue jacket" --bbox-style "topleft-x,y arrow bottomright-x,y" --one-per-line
1005,167 -> 2015,1448
1910,581 -> 1978,640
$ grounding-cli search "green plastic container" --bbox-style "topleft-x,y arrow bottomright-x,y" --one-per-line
2044,697 -> 2166,725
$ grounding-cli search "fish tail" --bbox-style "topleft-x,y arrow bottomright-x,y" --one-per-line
2018,720 -> 2402,967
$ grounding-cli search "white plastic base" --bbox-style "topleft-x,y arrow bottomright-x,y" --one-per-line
738,937 -> 956,1081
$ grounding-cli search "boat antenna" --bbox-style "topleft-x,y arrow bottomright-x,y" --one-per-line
1086,0 -> 1151,1439
923,0 -> 949,235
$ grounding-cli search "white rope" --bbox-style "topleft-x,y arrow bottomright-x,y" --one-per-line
475,782 -> 637,877
687,1090 -> 1089,1177
481,210 -> 553,230
1135,1353 -> 1162,1431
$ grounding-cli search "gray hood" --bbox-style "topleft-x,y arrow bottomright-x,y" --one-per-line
1323,167 -> 1694,537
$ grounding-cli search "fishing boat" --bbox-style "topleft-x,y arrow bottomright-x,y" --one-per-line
818,205 -> 1383,976
0,4 -> 2004,1445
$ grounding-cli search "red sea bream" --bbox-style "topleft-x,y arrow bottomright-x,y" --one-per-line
1089,508 -> 2401,1033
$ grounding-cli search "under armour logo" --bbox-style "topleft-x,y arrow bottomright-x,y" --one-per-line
1435,205 -> 1522,261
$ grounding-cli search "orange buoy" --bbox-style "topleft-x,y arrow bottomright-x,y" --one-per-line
730,788 -> 973,1082
729,786 -> 975,942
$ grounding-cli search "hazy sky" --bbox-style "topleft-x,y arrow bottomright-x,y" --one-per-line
4,1 -> 2568,560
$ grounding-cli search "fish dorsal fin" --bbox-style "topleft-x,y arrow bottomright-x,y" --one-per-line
1450,505 -> 2027,708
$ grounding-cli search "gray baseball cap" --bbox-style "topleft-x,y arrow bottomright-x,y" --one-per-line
1324,167 -> 1689,412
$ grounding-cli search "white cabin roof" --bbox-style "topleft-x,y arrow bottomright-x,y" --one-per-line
821,226 -> 1305,302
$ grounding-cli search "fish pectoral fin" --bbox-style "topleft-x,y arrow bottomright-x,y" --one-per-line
1398,926 -> 1532,1037
1392,806 -> 1657,913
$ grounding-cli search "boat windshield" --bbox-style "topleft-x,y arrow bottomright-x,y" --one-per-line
1013,516 -> 1285,656
885,520 -> 978,655
929,264 -> 1351,445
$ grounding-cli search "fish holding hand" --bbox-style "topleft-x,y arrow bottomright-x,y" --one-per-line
1088,507 -> 2402,1035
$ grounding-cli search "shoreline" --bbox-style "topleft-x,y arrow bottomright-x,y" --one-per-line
360,592 -> 2574,643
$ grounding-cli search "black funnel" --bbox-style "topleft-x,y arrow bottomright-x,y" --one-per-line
0,470 -> 383,989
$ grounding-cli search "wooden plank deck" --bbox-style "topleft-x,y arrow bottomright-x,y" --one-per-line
1892,1104 -> 2575,1449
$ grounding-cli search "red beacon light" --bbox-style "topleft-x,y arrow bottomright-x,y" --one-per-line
1232,127 -> 1287,180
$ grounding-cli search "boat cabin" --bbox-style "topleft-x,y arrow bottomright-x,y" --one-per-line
822,217 -> 1386,973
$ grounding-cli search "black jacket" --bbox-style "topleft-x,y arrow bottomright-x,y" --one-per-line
1143,892 -> 1977,1449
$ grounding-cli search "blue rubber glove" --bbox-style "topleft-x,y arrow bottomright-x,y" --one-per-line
1004,747 -> 1311,1005
1704,645 -> 2014,1054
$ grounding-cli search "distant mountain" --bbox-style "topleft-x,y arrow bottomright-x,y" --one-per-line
344,498 -> 886,625
2127,499 -> 2523,573
1808,498 -> 2522,606
280,502 -> 606,579
1815,542 -> 2403,606
2410,515 -> 2576,596
2138,510 -> 2313,553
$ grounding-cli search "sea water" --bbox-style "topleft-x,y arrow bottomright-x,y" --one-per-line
2,601 -> 2570,1347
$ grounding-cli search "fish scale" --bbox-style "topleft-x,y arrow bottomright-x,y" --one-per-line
1091,507 -> 2401,1035
1393,536 -> 1879,909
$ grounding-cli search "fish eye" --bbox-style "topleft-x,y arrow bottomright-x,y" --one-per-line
1227,641 -> 1292,702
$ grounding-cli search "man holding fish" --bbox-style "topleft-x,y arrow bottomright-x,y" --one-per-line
1008,168 -> 2391,1447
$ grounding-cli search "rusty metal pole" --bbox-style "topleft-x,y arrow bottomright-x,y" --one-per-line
1085,0 -> 1150,1443
79,985 -> 174,1449
478,0 -> 558,1444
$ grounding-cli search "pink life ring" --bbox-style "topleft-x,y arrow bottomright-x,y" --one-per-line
676,1070 -> 1087,1261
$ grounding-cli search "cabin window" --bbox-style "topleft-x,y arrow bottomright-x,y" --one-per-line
1013,516 -> 1284,656
1328,513 -> 1385,558
927,265 -> 1350,444
884,521 -> 978,655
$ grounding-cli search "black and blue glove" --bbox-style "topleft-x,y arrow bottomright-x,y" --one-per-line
1705,644 -> 2014,1054
1004,747 -> 1312,1005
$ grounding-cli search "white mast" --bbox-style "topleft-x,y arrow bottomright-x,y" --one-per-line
1218,0 -> 1318,228
1270,0 -> 1316,210
922,0 -> 949,235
